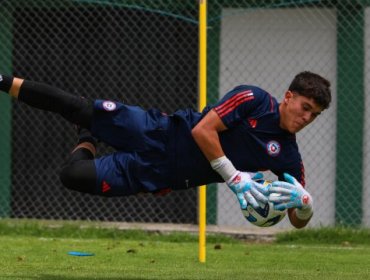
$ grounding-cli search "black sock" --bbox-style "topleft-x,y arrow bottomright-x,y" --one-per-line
77,128 -> 97,147
17,79 -> 94,129
0,75 -> 14,93
69,147 -> 95,163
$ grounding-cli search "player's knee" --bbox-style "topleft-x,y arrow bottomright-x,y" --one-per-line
60,165 -> 81,191
59,163 -> 96,194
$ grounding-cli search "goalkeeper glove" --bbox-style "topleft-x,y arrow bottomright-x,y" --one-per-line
226,171 -> 269,209
210,156 -> 269,209
269,173 -> 313,219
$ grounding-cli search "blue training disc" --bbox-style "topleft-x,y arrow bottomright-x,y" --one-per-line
68,251 -> 95,256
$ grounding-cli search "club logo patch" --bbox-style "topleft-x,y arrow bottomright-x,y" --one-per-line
102,101 -> 116,111
302,194 -> 310,205
266,140 -> 281,157
232,174 -> 241,184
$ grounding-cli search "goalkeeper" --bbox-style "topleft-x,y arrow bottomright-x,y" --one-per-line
0,71 -> 331,228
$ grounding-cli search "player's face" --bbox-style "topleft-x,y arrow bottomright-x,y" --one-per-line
279,91 -> 323,133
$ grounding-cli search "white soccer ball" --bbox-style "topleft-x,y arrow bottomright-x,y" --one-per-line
242,180 -> 287,227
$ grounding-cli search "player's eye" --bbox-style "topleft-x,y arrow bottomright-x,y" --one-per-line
302,104 -> 311,111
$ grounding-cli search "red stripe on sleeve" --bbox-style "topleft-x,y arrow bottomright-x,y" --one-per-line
216,90 -> 252,111
215,94 -> 251,116
215,90 -> 254,118
269,94 -> 274,112
216,96 -> 254,117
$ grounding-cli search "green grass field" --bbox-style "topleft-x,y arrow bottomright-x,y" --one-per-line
1,220 -> 370,280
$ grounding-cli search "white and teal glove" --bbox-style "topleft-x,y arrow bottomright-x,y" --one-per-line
210,156 -> 269,209
226,171 -> 269,209
269,173 -> 313,220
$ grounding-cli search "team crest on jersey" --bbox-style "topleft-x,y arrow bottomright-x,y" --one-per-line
266,140 -> 281,157
102,101 -> 117,111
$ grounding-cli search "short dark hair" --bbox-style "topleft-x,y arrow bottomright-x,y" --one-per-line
288,71 -> 332,109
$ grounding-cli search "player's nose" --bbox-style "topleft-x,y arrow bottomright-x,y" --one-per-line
302,111 -> 313,123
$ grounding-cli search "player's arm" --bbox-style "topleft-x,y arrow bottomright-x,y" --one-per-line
192,85 -> 258,162
191,109 -> 227,161
269,173 -> 313,229
191,109 -> 268,209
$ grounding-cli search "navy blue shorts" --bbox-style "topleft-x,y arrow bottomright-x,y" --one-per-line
90,100 -> 173,196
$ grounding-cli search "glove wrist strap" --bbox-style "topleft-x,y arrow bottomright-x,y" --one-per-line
210,156 -> 237,182
296,207 -> 313,220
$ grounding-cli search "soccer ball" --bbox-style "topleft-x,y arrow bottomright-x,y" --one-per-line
242,180 -> 287,227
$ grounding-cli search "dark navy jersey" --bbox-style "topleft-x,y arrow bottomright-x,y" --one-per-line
91,86 -> 305,195
169,85 -> 305,189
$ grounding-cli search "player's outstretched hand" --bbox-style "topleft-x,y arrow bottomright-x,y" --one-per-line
269,173 -> 313,212
227,172 -> 269,209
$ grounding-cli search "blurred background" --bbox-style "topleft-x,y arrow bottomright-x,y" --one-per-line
0,0 -> 368,230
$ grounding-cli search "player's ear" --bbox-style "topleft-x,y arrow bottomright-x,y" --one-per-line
284,90 -> 294,104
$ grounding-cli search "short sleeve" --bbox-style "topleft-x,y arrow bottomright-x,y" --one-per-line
212,85 -> 267,128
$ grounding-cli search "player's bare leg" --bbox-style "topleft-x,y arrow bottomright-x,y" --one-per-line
72,142 -> 96,156
8,77 -> 24,98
